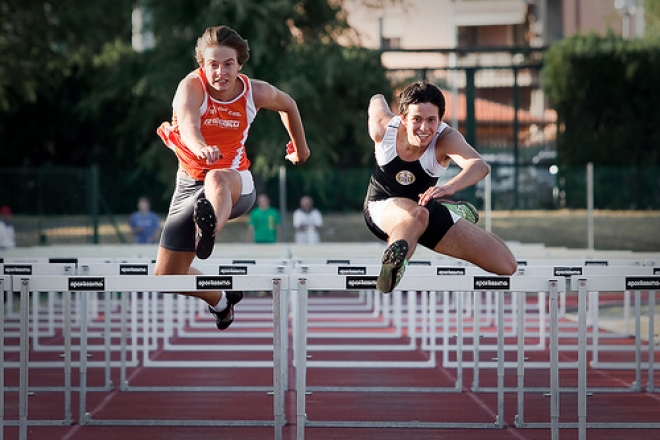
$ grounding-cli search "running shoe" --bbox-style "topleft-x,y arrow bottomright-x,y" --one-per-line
193,197 -> 217,260
208,291 -> 244,330
377,239 -> 409,294
440,200 -> 479,224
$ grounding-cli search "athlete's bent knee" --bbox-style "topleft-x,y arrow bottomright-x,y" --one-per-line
205,169 -> 232,186
411,205 -> 429,228
496,255 -> 518,276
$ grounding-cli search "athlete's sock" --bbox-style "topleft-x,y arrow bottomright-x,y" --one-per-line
212,292 -> 228,312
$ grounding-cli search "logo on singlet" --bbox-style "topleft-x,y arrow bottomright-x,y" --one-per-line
204,118 -> 241,129
396,170 -> 415,185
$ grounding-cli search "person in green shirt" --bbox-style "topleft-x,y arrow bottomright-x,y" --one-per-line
247,194 -> 281,243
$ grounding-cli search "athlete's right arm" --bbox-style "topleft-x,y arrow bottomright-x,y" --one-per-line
367,94 -> 394,143
172,77 -> 221,165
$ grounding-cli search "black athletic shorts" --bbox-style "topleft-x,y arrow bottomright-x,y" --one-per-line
160,171 -> 256,252
363,197 -> 456,250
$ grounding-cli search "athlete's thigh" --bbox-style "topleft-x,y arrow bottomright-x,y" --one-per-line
433,220 -> 516,275
154,246 -> 195,276
377,197 -> 420,235
205,168 -> 243,202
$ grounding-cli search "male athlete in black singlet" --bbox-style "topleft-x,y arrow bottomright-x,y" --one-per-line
363,81 -> 517,293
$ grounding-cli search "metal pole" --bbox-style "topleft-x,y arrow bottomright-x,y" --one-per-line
456,292 -> 464,389
472,291 -> 481,389
516,291 -> 526,427
120,290 -> 129,390
634,290 -> 642,392
0,279 -> 4,440
19,279 -> 30,440
449,0 -> 459,130
272,279 -> 284,440
549,280 -> 559,440
496,291 -> 505,428
64,291 -> 73,424
89,164 -> 100,244
587,162 -> 594,250
647,291 -> 656,393
296,279 -> 308,440
79,292 -> 89,425
513,66 -> 520,209
578,279 -> 588,440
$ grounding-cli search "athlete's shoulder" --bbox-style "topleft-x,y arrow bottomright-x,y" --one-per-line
436,125 -> 467,146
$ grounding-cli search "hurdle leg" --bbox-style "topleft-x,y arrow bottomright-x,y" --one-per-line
79,292 -> 90,425
63,291 -> 73,424
18,279 -> 32,440
120,291 -> 129,391
515,290 -> 526,427
472,291 -> 481,390
633,290 -> 642,391
648,290 -> 656,393
577,279 -> 588,440
496,291 -> 505,428
272,279 -> 284,440
295,279 -> 309,440
104,292 -> 113,390
1,281 -> 5,440
456,292 -> 464,389
549,280 -> 559,440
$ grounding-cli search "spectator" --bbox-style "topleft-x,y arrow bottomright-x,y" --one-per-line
129,196 -> 161,244
293,195 -> 323,244
0,206 -> 16,249
247,194 -> 281,243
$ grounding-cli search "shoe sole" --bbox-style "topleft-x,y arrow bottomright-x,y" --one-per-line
211,291 -> 244,330
377,240 -> 409,294
441,199 -> 480,224
193,198 -> 217,260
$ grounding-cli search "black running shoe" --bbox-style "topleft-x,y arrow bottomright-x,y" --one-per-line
208,291 -> 244,330
377,239 -> 409,294
193,197 -> 217,260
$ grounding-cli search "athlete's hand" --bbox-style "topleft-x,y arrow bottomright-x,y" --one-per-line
195,145 -> 222,165
418,185 -> 454,206
284,141 -> 310,165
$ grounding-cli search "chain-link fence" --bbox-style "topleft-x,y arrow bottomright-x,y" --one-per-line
1,164 -> 658,248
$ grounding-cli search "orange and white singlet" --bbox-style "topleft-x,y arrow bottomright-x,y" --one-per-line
157,69 -> 257,181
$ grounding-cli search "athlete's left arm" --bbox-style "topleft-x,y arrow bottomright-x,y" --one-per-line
418,127 -> 489,205
252,80 -> 310,165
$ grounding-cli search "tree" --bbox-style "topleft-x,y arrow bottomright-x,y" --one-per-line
2,0 -> 394,168
543,32 -> 660,167
1,0 -> 398,211
0,0 -> 134,165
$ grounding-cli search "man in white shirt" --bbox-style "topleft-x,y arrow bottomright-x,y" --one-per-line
293,195 -> 322,244
0,206 -> 16,249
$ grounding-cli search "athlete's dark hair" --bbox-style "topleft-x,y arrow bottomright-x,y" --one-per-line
195,25 -> 250,66
398,80 -> 446,119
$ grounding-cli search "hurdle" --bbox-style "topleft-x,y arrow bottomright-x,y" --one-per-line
1,275 -> 9,440
293,266 -> 562,437
566,274 -> 658,438
515,271 -> 660,439
3,245 -> 660,440
1,261 -> 117,397
8,272 -> 288,440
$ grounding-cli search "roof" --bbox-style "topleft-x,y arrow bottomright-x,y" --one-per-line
443,92 -> 556,124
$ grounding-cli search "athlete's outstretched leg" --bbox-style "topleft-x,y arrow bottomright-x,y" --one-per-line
433,220 -> 517,275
